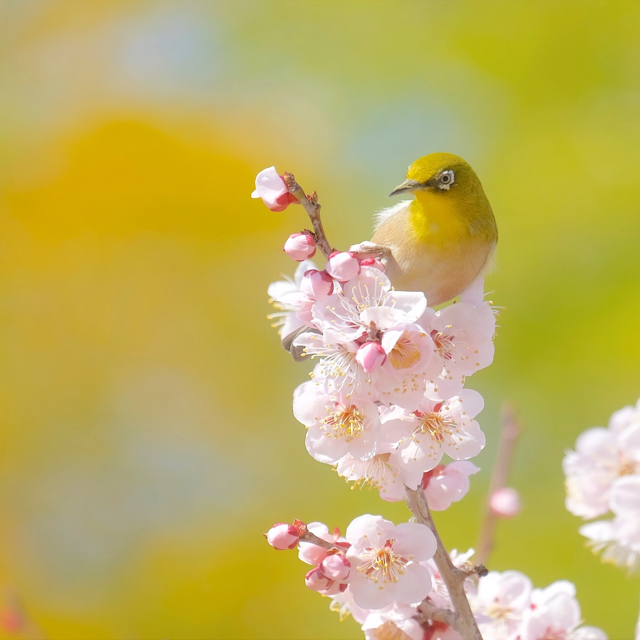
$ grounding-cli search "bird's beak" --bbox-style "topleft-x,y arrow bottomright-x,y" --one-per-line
388,179 -> 423,197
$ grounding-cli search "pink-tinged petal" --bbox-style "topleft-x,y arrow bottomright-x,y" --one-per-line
386,291 -> 428,322
392,562 -> 432,605
569,627 -> 608,640
455,389 -> 485,419
298,522 -> 331,565
252,166 -> 295,211
443,419 -> 485,460
320,554 -> 351,582
305,427 -> 349,464
609,475 -> 640,514
459,276 -> 485,306
300,269 -> 334,299
393,523 -> 437,561
379,411 -> 418,443
345,514 -> 391,548
348,570 -> 395,609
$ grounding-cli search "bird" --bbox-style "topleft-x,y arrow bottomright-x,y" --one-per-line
353,152 -> 498,307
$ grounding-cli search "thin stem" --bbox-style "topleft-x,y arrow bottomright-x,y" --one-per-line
299,531 -> 342,553
282,172 -> 333,258
405,486 -> 483,640
475,402 -> 522,565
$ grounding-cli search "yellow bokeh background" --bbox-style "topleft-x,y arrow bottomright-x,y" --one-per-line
1,1 -> 640,638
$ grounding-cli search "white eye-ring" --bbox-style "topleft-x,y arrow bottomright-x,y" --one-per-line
437,170 -> 455,190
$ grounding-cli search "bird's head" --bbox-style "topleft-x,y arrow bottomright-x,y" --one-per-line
389,152 -> 481,200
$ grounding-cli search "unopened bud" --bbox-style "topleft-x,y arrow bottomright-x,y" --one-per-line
326,251 -> 361,282
300,269 -> 334,299
284,232 -> 317,261
304,567 -> 332,592
356,341 -> 387,372
489,487 -> 521,518
266,523 -> 301,550
320,554 -> 351,582
251,167 -> 297,212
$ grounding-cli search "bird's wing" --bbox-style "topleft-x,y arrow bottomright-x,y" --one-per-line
373,200 -> 412,231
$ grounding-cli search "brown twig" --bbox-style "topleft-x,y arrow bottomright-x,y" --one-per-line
299,531 -> 343,553
415,599 -> 459,628
475,402 -> 522,565
282,172 -> 333,258
405,486 -> 483,640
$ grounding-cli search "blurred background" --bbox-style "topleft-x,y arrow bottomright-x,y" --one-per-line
0,1 -> 639,638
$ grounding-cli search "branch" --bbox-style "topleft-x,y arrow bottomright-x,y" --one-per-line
475,402 -> 522,565
415,599 -> 459,628
282,172 -> 333,258
405,486 -> 483,640
299,530 -> 343,553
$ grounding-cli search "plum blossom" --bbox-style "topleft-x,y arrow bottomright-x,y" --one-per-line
425,301 -> 496,399
564,404 -> 640,519
472,570 -> 533,640
380,390 -> 486,475
298,522 -> 347,567
268,260 -> 317,340
361,604 -> 424,640
345,515 -> 436,609
580,475 -> 640,571
326,251 -> 361,282
252,166 -> 297,211
422,461 -> 481,511
336,450 -> 424,502
293,381 -> 383,464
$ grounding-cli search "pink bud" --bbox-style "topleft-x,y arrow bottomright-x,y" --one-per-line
283,232 -> 317,261
304,567 -> 332,592
300,269 -> 334,299
320,554 -> 351,582
325,251 -> 361,282
266,523 -> 301,550
356,341 -> 387,372
489,487 -> 521,518
359,257 -> 386,272
251,166 -> 297,212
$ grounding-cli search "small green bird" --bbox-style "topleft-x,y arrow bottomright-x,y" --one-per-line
354,152 -> 498,306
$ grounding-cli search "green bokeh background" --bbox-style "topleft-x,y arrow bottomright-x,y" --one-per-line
1,1 -> 639,638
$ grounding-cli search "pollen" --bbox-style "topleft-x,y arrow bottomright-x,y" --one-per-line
358,541 -> 407,585
323,405 -> 365,441
389,332 -> 421,370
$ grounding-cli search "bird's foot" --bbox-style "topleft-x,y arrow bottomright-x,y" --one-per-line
348,241 -> 389,258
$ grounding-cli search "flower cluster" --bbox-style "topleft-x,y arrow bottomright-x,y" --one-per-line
471,570 -> 606,640
564,397 -> 640,571
269,253 -> 496,502
266,519 -> 606,640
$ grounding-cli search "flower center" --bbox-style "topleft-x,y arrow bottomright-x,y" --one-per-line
372,621 -> 414,640
322,405 -> 365,441
415,408 -> 458,444
619,456 -> 639,476
487,603 -> 513,620
431,330 -> 455,360
389,332 -> 422,370
358,541 -> 407,584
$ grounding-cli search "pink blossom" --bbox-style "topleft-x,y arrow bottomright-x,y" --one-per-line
490,487 -> 521,518
283,232 -> 316,261
359,257 -> 386,272
251,166 -> 297,212
266,523 -> 300,550
293,381 -> 383,464
268,260 -> 317,340
356,341 -> 387,372
300,269 -> 334,299
380,390 -> 486,475
425,301 -> 496,399
472,570 -> 533,640
326,251 -> 361,282
580,475 -> 640,571
422,461 -> 480,511
335,451 -> 424,502
521,581 -> 607,640
345,515 -> 436,609
361,604 -> 424,640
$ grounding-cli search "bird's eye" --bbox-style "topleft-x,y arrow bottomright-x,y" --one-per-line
437,170 -> 455,189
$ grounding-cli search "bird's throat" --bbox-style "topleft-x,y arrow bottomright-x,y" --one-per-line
409,191 -> 467,248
